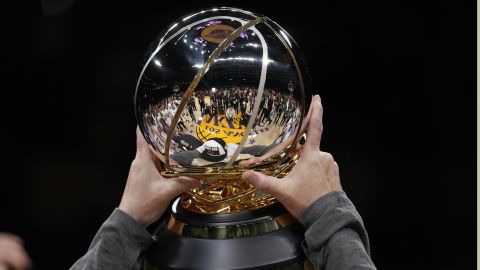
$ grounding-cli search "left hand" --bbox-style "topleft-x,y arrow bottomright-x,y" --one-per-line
119,128 -> 201,227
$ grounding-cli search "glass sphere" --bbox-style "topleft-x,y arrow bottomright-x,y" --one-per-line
135,7 -> 310,174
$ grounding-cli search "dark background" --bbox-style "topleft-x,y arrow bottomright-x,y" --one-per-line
1,0 -> 475,269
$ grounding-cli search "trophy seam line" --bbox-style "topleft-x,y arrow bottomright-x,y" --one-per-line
223,23 -> 269,169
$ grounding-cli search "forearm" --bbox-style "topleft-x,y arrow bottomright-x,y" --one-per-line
299,191 -> 375,270
70,208 -> 154,270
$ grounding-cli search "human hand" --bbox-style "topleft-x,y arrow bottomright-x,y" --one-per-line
241,95 -> 342,218
119,128 -> 201,227
0,233 -> 31,270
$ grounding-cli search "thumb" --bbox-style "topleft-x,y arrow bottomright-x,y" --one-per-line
136,126 -> 148,153
165,176 -> 201,197
136,126 -> 156,162
242,170 -> 282,197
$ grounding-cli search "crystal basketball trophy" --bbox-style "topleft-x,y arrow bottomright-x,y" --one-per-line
134,7 -> 312,269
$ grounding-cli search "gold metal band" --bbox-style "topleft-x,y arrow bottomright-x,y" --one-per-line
164,17 -> 263,168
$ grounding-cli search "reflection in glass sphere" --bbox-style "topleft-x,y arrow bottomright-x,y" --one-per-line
135,7 -> 309,174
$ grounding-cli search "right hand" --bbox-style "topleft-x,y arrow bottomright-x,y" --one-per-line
241,95 -> 342,218
0,233 -> 31,270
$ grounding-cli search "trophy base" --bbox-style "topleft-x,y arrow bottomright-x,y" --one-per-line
144,198 -> 312,270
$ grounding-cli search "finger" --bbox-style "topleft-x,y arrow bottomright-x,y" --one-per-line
136,127 -> 156,162
4,247 -> 31,270
238,159 -> 252,166
241,170 -> 283,198
238,157 -> 259,166
298,97 -> 314,135
0,233 -> 23,245
165,176 -> 201,197
305,95 -> 324,151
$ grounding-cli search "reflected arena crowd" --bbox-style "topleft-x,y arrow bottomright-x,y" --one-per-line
143,85 -> 300,157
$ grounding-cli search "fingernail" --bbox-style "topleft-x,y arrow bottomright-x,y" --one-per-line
314,95 -> 321,103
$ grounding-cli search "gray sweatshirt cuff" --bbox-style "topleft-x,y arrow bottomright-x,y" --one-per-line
109,208 -> 154,252
70,209 -> 155,269
298,191 -> 353,228
297,191 -> 370,256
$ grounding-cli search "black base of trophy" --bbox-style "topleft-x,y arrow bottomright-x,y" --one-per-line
144,199 -> 311,270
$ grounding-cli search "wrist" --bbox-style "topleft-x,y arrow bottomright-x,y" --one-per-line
298,191 -> 347,228
119,205 -> 149,227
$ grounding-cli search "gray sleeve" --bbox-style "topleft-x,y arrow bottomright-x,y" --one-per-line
70,208 -> 154,270
298,191 -> 376,270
